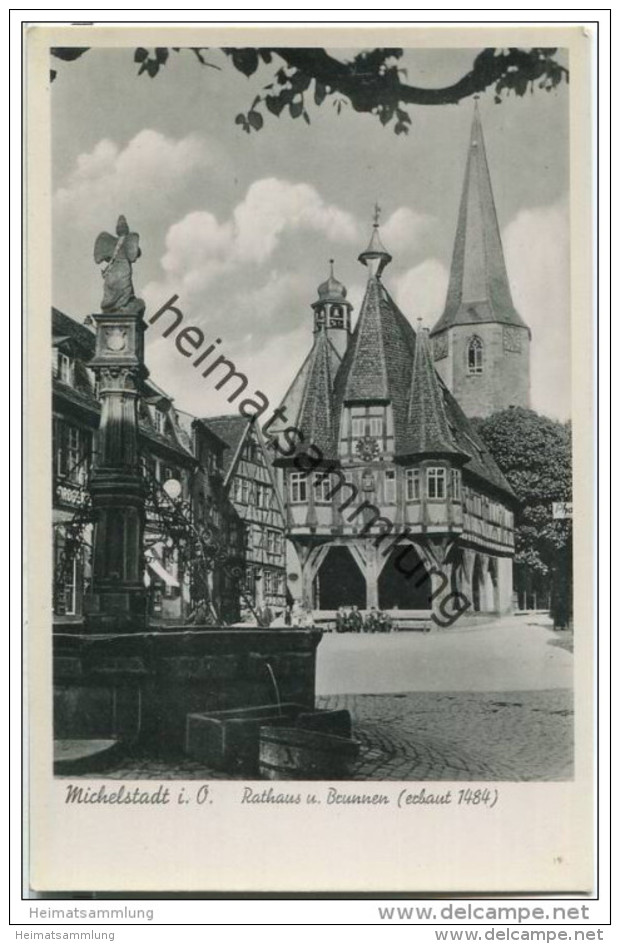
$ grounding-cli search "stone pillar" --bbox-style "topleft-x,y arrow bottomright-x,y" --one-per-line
364,541 -> 379,610
461,548 -> 476,609
497,556 -> 514,614
86,311 -> 148,632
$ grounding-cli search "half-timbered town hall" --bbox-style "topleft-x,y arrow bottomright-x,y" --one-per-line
271,107 -> 526,625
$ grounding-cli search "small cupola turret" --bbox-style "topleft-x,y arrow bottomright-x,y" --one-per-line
311,259 -> 352,359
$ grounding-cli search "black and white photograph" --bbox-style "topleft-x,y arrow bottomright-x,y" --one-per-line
23,22 -> 596,896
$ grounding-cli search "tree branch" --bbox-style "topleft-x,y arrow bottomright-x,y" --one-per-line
272,47 -> 567,108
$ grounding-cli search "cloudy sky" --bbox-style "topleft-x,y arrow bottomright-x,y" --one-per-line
52,45 -> 570,420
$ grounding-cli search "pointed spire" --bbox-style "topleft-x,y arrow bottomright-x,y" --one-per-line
403,327 -> 464,457
358,203 -> 392,279
431,104 -> 528,335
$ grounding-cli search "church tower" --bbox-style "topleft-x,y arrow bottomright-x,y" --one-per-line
430,102 -> 531,418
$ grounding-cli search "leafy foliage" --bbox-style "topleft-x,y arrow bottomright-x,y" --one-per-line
50,45 -> 568,135
471,407 -> 572,576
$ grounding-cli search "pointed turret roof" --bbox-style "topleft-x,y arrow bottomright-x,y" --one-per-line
272,328 -> 341,459
333,275 -> 417,448
402,326 -> 466,458
296,328 -> 340,457
431,103 -> 528,336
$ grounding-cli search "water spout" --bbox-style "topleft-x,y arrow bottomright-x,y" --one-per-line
264,661 -> 282,716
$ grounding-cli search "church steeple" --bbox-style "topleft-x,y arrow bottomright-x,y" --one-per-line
432,101 -> 527,335
429,103 -> 531,418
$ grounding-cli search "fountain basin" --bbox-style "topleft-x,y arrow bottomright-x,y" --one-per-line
185,703 -> 306,772
185,705 -> 354,774
258,725 -> 361,780
53,627 -> 322,752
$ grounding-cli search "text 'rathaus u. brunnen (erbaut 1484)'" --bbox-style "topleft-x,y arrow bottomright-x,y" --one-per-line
52,104 -> 529,628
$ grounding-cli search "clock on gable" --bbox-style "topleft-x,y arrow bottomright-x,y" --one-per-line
355,435 -> 381,462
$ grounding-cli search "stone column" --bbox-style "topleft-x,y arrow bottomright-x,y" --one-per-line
363,541 -> 379,610
86,311 -> 148,632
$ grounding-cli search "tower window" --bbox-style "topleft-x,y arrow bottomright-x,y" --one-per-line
329,305 -> 344,328
467,336 -> 483,374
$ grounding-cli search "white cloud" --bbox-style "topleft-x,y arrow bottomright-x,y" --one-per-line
393,258 -> 450,326
233,178 -> 360,263
502,198 -> 570,420
146,178 -> 360,302
54,129 -> 212,223
380,206 -> 433,253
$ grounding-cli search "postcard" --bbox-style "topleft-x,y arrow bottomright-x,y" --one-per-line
24,22 -> 595,895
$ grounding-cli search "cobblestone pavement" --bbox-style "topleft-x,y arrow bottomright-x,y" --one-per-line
63,687 -> 573,782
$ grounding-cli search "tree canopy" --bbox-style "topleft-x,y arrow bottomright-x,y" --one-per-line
50,45 -> 568,135
472,407 -> 572,578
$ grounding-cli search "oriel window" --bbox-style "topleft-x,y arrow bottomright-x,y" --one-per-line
451,468 -> 462,500
313,473 -> 332,503
289,471 -> 308,504
405,468 -> 420,501
427,467 -> 446,500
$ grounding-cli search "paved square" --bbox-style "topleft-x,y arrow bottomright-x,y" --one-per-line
62,615 -> 574,781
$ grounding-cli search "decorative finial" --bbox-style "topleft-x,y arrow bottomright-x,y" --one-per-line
329,258 -> 335,276
373,201 -> 381,227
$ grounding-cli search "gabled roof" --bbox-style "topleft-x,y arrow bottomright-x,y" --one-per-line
199,414 -> 251,480
52,307 -> 96,359
431,105 -> 528,336
200,414 -> 287,518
